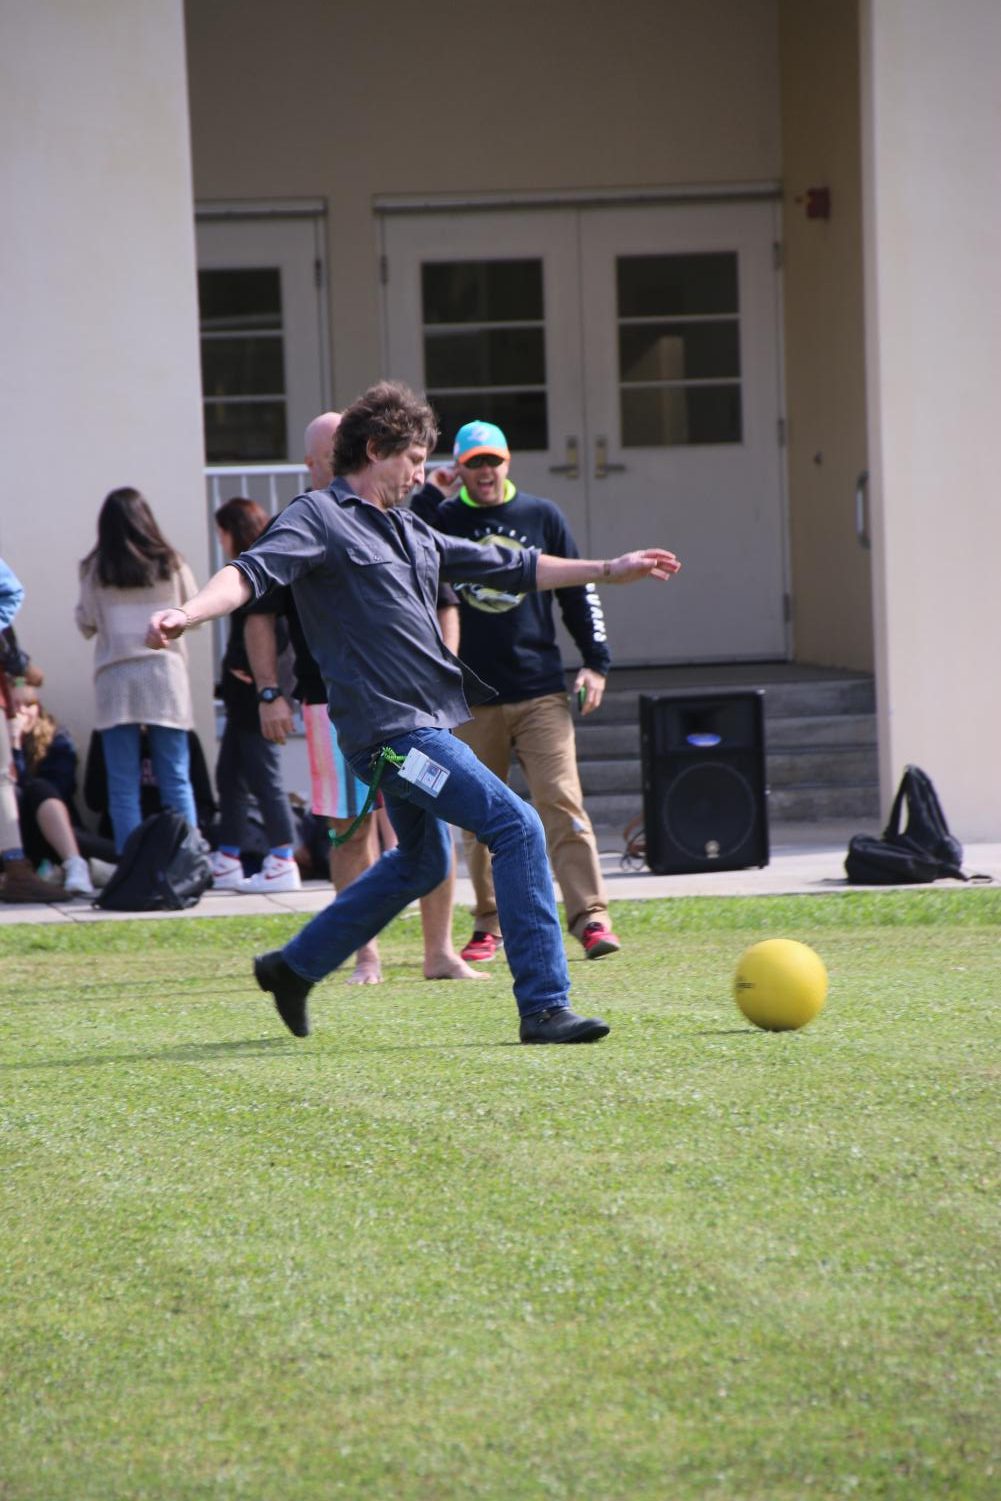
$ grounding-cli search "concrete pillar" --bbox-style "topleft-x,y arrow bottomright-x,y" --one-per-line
0,1 -> 214,766
860,0 -> 1001,838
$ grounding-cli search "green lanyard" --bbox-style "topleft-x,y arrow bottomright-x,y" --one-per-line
328,746 -> 407,847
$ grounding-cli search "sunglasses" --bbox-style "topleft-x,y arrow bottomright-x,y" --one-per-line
461,453 -> 505,470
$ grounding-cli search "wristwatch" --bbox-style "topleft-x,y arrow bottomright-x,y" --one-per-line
257,686 -> 282,704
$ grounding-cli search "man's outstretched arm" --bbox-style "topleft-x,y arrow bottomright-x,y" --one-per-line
145,563 -> 251,648
535,548 -> 681,591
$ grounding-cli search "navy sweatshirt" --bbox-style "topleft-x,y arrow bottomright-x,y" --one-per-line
411,485 -> 610,703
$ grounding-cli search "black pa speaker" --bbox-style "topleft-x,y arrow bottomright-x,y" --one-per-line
639,691 -> 769,874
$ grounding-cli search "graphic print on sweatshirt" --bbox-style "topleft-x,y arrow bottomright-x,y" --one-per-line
454,522 -> 531,615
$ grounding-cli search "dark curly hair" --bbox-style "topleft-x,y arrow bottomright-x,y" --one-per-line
333,381 -> 438,476
80,487 -> 182,589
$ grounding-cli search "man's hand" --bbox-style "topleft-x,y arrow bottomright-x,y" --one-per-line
146,608 -> 188,649
605,549 -> 681,584
574,667 -> 606,717
259,695 -> 295,745
429,464 -> 462,497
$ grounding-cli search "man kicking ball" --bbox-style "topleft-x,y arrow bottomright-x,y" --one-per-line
147,381 -> 681,1044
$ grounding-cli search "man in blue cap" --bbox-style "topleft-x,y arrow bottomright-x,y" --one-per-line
412,420 -> 621,964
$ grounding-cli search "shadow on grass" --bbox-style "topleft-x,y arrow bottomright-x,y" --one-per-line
1,1036 -> 294,1071
692,1027 -> 761,1036
2,1035 -> 521,1071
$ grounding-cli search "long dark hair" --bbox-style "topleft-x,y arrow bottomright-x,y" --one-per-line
81,488 -> 181,589
215,496 -> 269,557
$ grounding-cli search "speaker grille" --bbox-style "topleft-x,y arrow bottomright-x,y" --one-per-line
640,690 -> 769,873
662,760 -> 758,861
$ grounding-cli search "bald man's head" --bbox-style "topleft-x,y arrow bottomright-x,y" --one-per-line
303,411 -> 341,489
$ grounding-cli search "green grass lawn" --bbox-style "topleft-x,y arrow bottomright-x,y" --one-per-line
1,892 -> 999,1500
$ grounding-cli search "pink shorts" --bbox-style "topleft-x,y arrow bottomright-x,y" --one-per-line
302,704 -> 370,820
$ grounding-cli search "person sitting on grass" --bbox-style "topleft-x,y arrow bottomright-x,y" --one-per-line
6,689 -> 95,899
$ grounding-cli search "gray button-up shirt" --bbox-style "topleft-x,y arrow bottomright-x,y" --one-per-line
231,479 -> 539,759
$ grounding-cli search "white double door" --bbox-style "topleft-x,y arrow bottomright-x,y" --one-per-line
382,201 -> 788,665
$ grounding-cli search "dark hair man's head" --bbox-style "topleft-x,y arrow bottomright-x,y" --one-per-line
333,381 -> 438,478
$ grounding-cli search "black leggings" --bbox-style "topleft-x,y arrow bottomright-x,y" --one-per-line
215,718 -> 296,852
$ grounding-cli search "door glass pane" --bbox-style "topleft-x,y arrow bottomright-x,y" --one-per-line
617,253 -> 738,318
619,321 -> 740,383
198,267 -> 288,461
617,252 -> 741,447
422,260 -> 543,324
621,385 -> 743,447
201,335 -> 286,397
202,401 -> 289,464
420,259 -> 548,453
424,327 -> 546,389
432,392 -> 548,453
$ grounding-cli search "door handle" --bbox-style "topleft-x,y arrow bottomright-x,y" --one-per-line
855,469 -> 870,550
549,436 -> 579,478
594,436 -> 626,479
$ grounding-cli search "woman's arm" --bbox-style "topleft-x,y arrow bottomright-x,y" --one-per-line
75,564 -> 98,638
176,560 -> 201,615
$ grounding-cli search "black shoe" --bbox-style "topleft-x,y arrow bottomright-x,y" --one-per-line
519,1006 -> 610,1045
254,950 -> 313,1037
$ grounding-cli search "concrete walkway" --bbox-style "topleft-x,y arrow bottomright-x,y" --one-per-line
1,823 -> 998,928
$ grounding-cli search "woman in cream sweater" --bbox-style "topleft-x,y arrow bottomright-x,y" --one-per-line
76,487 -> 200,853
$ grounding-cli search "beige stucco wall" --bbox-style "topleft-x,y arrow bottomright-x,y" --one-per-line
0,0 -> 213,769
778,0 -> 873,671
861,0 -> 1001,838
184,0 -> 782,402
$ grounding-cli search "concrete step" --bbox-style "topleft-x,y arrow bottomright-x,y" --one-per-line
507,667 -> 882,829
582,783 -> 881,839
573,713 -> 878,760
767,746 -> 878,785
595,677 -> 875,723
768,784 -> 880,821
561,751 -> 877,798
763,713 -> 877,749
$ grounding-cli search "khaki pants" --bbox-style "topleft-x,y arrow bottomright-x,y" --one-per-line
454,692 -> 608,940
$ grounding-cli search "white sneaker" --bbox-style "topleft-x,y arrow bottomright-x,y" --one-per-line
88,857 -> 117,890
240,854 -> 302,894
210,851 -> 246,891
62,854 -> 95,898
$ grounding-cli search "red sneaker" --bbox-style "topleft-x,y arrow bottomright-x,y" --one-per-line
581,922 -> 621,959
460,930 -> 503,963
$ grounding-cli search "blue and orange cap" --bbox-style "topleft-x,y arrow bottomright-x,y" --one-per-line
453,420 -> 510,464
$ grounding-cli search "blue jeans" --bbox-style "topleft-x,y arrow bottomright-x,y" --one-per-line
282,727 -> 572,1018
102,723 -> 199,853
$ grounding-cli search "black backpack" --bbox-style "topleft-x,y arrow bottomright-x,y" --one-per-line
845,765 -> 985,885
95,811 -> 213,911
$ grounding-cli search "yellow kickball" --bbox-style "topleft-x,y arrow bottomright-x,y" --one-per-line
734,938 -> 828,1032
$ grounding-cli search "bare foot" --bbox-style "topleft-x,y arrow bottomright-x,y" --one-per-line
423,952 -> 491,981
347,945 -> 382,985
